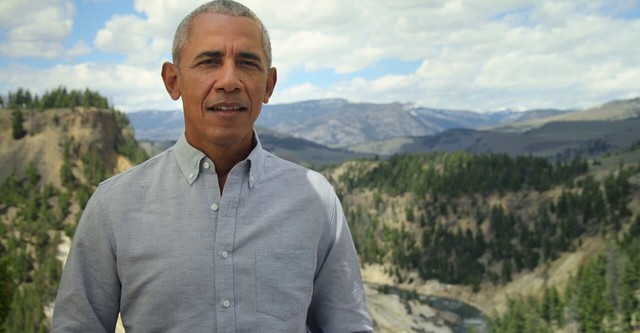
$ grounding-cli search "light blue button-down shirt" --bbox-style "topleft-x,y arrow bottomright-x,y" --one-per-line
52,133 -> 373,332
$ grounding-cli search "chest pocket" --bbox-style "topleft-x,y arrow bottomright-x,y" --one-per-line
255,249 -> 315,321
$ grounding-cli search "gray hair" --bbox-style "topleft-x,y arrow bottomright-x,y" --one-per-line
172,0 -> 272,67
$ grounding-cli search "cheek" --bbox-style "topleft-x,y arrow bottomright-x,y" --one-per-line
182,76 -> 213,104
248,82 -> 268,103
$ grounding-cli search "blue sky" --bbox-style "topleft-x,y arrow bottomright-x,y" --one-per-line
1,0 -> 639,112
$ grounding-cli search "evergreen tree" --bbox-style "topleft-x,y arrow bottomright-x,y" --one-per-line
405,207 -> 415,222
0,258 -> 13,330
60,140 -> 75,188
11,109 -> 27,139
2,286 -> 46,333
7,88 -> 33,108
604,241 -> 620,319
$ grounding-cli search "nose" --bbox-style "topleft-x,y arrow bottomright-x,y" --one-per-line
214,62 -> 242,93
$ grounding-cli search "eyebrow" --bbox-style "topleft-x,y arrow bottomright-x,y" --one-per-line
194,51 -> 223,61
193,50 -> 264,65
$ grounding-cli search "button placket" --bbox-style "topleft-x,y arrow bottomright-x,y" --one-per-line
213,169 -> 242,332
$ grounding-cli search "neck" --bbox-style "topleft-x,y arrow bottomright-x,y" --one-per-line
186,132 -> 255,192
212,147 -> 249,192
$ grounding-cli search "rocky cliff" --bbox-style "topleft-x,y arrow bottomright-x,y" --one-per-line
0,107 -> 134,187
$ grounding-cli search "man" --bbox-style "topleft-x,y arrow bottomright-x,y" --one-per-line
52,1 -> 373,332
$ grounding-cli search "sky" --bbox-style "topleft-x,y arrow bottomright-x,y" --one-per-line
1,0 -> 639,113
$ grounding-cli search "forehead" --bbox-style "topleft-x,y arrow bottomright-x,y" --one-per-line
186,13 -> 264,53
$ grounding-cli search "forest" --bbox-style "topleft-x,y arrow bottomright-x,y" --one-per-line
0,151 -> 110,331
1,86 -> 110,111
325,149 -> 640,332
0,88 -> 142,332
1,86 -> 639,332
488,233 -> 640,333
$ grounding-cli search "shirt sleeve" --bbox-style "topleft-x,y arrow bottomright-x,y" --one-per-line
307,193 -> 374,333
52,185 -> 120,333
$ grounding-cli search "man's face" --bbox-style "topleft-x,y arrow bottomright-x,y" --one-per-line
163,13 -> 276,152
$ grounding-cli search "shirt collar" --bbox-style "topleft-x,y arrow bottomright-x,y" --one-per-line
174,134 -> 206,185
174,131 -> 265,188
246,131 -> 265,189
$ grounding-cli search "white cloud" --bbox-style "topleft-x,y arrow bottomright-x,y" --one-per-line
65,41 -> 92,58
0,0 -> 75,58
0,62 -> 174,112
2,0 -> 639,112
94,15 -> 147,54
0,1 -> 39,28
346,1 -> 640,110
94,0 -> 202,61
0,41 -> 65,59
8,6 -> 73,41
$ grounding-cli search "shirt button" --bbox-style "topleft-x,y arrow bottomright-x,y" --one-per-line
188,172 -> 194,179
221,250 -> 229,259
203,162 -> 210,169
211,203 -> 219,211
222,299 -> 231,308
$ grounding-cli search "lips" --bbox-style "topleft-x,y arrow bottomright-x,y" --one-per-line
209,106 -> 243,111
206,103 -> 247,112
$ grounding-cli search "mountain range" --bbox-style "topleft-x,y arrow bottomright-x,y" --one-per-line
2,95 -> 640,332
128,97 -> 640,164
128,99 -> 570,144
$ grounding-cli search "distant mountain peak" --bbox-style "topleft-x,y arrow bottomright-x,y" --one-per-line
128,97 -> 639,156
292,98 -> 349,107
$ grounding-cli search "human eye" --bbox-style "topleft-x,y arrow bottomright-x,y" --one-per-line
237,52 -> 264,70
196,57 -> 221,67
239,59 -> 261,70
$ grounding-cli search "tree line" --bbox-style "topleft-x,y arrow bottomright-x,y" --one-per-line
0,86 -> 145,330
328,150 -> 640,314
5,87 -> 112,140
5,86 -> 148,165
343,152 -> 588,198
338,152 -> 636,277
0,138 -> 115,331
488,226 -> 640,333
2,87 -> 110,110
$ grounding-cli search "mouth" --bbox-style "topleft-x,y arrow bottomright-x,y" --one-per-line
206,104 -> 247,112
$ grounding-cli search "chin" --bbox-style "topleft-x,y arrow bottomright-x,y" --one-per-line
206,129 -> 252,147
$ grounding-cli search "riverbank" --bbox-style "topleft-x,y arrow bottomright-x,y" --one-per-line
361,236 -> 606,330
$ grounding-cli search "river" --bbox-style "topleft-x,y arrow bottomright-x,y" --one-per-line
384,285 -> 488,333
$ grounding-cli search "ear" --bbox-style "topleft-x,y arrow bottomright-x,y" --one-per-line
262,67 -> 277,104
161,62 -> 181,101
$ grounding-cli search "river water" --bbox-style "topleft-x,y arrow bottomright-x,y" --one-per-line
427,295 -> 488,333
385,286 -> 488,333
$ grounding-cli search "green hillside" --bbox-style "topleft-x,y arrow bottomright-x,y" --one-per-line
2,87 -> 640,332
0,87 -> 145,332
323,146 -> 640,332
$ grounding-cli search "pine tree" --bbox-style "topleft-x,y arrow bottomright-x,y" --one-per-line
60,140 -> 75,188
11,109 -> 27,139
605,241 -> 619,318
0,258 -> 13,329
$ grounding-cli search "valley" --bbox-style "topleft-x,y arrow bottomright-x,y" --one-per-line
1,90 -> 640,332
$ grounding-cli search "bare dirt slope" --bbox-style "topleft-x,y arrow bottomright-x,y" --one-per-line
0,108 -> 133,186
362,234 -> 605,318
493,97 -> 640,132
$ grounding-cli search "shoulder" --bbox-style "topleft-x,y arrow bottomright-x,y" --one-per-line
96,147 -> 175,197
263,151 -> 334,189
262,151 -> 337,206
